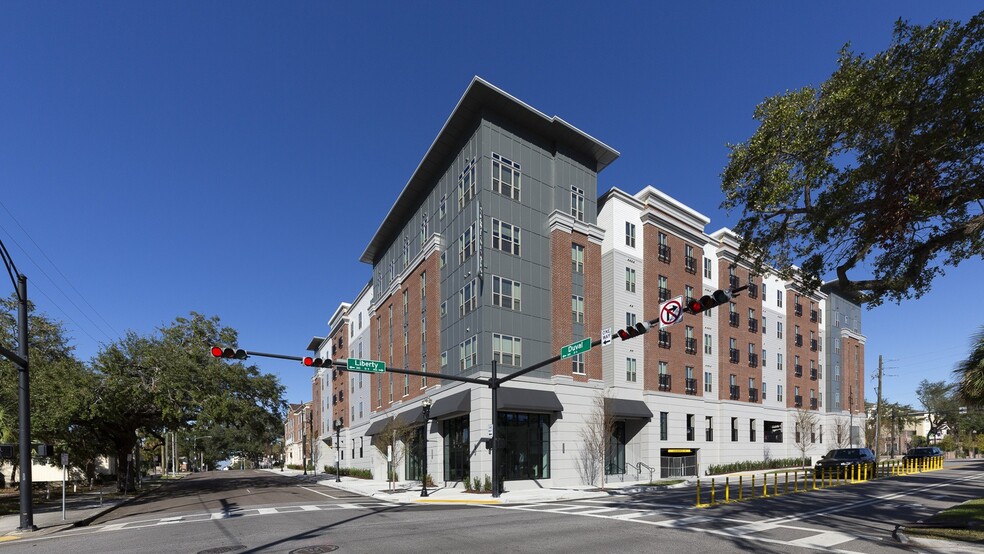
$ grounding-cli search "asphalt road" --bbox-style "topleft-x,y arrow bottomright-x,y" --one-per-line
0,462 -> 979,553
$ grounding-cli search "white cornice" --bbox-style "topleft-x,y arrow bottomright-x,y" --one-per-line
547,211 -> 605,244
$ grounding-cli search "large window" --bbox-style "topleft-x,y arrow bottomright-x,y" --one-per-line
625,267 -> 636,292
626,357 -> 637,382
493,333 -> 522,366
492,275 -> 521,311
443,415 -> 470,482
459,223 -> 476,263
406,425 -> 425,480
606,421 -> 626,475
571,186 -> 585,222
457,159 -> 476,210
572,295 -> 584,323
497,412 -> 550,480
625,222 -> 636,247
459,336 -> 478,372
460,279 -> 478,316
492,153 -> 521,200
572,243 -> 585,273
492,219 -> 521,256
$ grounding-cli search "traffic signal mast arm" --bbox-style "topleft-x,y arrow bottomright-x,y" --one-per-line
685,285 -> 748,315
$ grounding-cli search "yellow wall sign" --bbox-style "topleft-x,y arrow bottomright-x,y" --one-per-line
666,449 -> 694,454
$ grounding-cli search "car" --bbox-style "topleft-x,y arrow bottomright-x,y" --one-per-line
903,446 -> 943,462
814,447 -> 876,477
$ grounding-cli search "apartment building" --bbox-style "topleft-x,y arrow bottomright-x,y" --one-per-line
293,77 -> 867,485
284,402 -> 311,469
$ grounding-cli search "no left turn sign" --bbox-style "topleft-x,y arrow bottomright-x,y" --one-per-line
659,296 -> 685,329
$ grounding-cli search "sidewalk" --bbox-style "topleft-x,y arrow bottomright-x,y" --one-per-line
0,486 -> 124,538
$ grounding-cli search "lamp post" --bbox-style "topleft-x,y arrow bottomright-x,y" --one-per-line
192,435 -> 212,472
420,397 -> 431,497
334,422 -> 342,483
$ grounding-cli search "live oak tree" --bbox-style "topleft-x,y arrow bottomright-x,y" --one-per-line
956,325 -> 984,404
721,13 -> 984,307
915,379 -> 959,442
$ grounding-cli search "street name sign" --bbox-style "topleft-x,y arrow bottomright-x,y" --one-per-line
560,337 -> 592,359
347,358 -> 386,373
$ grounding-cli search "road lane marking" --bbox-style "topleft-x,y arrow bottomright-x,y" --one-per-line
788,531 -> 856,548
299,485 -> 339,499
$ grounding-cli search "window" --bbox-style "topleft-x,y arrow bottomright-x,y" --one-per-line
658,275 -> 670,302
703,257 -> 712,278
492,219 -> 521,255
777,352 -> 783,371
626,312 -> 637,327
750,419 -> 757,442
685,244 -> 696,274
777,385 -> 783,402
492,275 -> 521,311
440,250 -> 446,268
497,412 -> 551,480
459,279 -> 478,316
572,295 -> 585,323
625,222 -> 636,247
626,357 -> 637,382
777,290 -> 783,307
607,421 -> 626,475
439,194 -> 447,219
459,223 -> 476,263
492,153 -> 521,200
441,351 -> 448,370
420,214 -> 429,245
572,243 -> 585,273
704,371 -> 712,393
443,415 -> 470,481
625,267 -> 636,292
704,333 -> 712,355
403,374 -> 409,397
658,232 -> 670,262
459,336 -> 478,371
493,333 -> 522,366
441,301 -> 447,317
457,160 -> 476,209
731,417 -> 738,442
571,186 -> 585,222
660,412 -> 669,440
572,353 -> 585,374
687,414 -> 695,441
684,285 -> 695,305
777,321 -> 783,339
706,416 -> 714,442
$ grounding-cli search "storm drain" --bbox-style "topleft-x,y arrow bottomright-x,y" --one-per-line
290,547 -> 339,554
197,547 -> 247,554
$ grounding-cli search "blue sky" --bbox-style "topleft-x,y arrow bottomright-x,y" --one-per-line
1,2 -> 980,410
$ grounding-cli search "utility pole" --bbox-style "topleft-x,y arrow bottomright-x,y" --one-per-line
874,355 -> 883,459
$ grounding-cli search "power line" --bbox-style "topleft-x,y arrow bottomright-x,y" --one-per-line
27,280 -> 106,347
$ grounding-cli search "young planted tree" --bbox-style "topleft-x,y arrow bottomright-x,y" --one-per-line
794,409 -> 820,467
372,420 -> 417,486
577,391 -> 616,489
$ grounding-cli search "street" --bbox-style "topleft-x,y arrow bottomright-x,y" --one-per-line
0,462 -> 980,553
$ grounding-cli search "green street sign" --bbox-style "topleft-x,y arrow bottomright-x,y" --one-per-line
347,358 -> 386,373
560,337 -> 592,359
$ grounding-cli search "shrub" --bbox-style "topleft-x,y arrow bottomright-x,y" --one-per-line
706,457 -> 806,475
464,475 -> 472,491
483,475 -> 491,492
473,476 -> 481,491
322,466 -> 372,479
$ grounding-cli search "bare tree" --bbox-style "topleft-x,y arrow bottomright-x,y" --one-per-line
578,390 -> 616,489
372,420 -> 416,487
833,417 -> 851,449
794,409 -> 820,467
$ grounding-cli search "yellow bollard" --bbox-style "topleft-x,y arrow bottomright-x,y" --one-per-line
725,477 -> 730,503
785,471 -> 789,494
773,473 -> 779,497
739,475 -> 743,501
763,473 -> 768,497
696,477 -> 701,507
711,478 -> 716,505
812,468 -> 817,490
751,474 -> 755,498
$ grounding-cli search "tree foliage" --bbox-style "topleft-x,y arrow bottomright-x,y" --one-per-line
956,325 -> 984,404
915,379 -> 959,440
721,13 -> 984,306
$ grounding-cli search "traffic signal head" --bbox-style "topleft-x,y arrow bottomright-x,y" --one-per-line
687,289 -> 733,314
210,346 -> 248,360
617,321 -> 652,341
302,356 -> 332,368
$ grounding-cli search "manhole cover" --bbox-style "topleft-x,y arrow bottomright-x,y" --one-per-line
197,547 -> 247,554
290,547 -> 339,554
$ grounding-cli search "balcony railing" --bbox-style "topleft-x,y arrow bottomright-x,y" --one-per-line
729,349 -> 740,363
794,304 -> 803,316
794,364 -> 803,377
810,368 -> 818,380
685,378 -> 697,394
684,255 -> 697,274
729,275 -> 740,288
795,334 -> 803,347
748,388 -> 759,402
810,339 -> 818,351
810,309 -> 819,322
729,312 -> 740,327
794,395 -> 803,407
748,353 -> 758,368
810,398 -> 818,410
685,337 -> 696,354
747,282 -> 758,298
658,244 -> 671,263
658,373 -> 671,391
659,287 -> 672,302
706,428 -> 714,442
748,318 -> 758,333
729,385 -> 741,400
658,330 -> 671,349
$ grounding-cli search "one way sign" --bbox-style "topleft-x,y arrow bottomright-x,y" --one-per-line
659,296 -> 685,329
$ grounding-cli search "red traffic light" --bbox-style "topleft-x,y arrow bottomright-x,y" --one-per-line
303,357 -> 332,368
617,322 -> 650,341
687,298 -> 706,313
210,346 -> 247,359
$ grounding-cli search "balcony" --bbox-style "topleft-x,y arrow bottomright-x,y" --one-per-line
658,330 -> 672,349
810,398 -> 818,410
685,378 -> 697,395
685,255 -> 697,274
794,395 -> 803,407
748,353 -> 758,368
794,304 -> 803,316
810,368 -> 818,380
729,385 -> 741,400
729,312 -> 740,327
685,337 -> 697,354
729,275 -> 739,288
810,339 -> 818,351
748,388 -> 759,402
658,244 -> 672,263
810,309 -> 819,323
706,428 -> 714,442
794,364 -> 803,377
747,282 -> 758,298
729,349 -> 740,363
795,334 -> 803,347
748,318 -> 758,333
658,373 -> 671,391
659,287 -> 672,303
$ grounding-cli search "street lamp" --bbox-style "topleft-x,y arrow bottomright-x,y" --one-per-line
192,436 -> 213,472
420,397 -> 432,498
334,421 -> 342,483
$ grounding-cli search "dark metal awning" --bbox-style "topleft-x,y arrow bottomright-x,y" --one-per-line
497,388 -> 563,413
364,417 -> 392,436
606,398 -> 653,419
394,407 -> 424,426
430,390 -> 471,419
